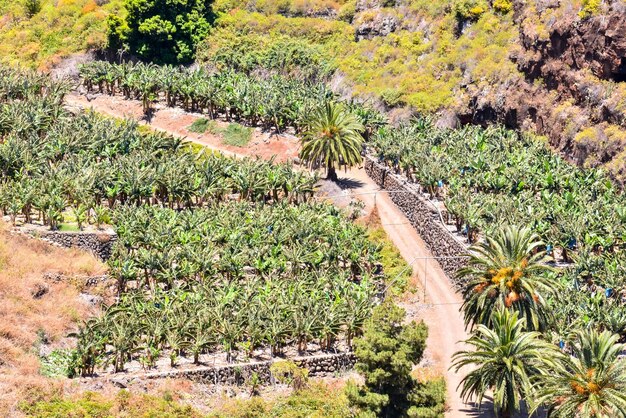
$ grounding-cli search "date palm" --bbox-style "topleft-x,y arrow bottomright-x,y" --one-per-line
299,102 -> 364,181
452,309 -> 560,418
458,225 -> 557,331
533,330 -> 626,418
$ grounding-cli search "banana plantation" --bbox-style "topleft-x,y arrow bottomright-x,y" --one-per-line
0,66 -> 382,374
0,70 -> 317,229
78,61 -> 333,132
67,178 -> 381,374
75,203 -> 378,374
371,119 -> 626,255
371,119 -> 626,342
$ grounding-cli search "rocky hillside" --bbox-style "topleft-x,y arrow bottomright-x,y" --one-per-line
198,0 -> 626,181
468,0 -> 626,183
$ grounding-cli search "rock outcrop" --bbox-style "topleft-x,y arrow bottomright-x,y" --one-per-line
463,0 -> 626,183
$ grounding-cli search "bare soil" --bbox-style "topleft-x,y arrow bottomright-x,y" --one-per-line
65,92 -> 489,417
65,93 -> 300,163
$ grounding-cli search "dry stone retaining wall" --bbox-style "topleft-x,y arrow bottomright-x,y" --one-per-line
19,228 -> 117,261
364,155 -> 468,281
135,353 -> 356,386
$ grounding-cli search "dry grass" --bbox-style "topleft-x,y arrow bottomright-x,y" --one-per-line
0,224 -> 105,415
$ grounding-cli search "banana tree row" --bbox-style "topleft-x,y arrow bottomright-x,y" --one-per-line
109,203 -> 381,292
71,202 -> 382,375
549,250 -> 626,341
73,274 -> 375,375
78,61 -> 333,132
0,97 -> 316,229
0,66 -> 70,105
371,119 -> 626,258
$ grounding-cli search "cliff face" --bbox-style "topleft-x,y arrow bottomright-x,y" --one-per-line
462,1 -> 626,183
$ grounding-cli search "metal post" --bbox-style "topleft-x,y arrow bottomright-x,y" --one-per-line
423,257 -> 427,302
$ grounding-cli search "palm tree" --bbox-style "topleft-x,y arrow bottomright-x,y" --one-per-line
458,225 -> 557,331
452,309 -> 560,418
299,102 -> 364,181
533,330 -> 626,417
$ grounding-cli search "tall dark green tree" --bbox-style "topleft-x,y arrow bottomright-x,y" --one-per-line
346,301 -> 446,417
110,0 -> 214,63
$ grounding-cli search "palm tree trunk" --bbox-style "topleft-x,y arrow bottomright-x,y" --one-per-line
326,164 -> 338,181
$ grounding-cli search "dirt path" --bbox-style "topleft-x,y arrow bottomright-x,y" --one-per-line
65,93 -> 301,162
338,168 -> 489,417
65,93 -> 486,417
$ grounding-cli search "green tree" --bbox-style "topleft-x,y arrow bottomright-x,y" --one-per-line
111,0 -> 214,63
300,102 -> 364,182
23,0 -> 41,17
457,225 -> 557,331
452,309 -> 560,418
533,330 -> 626,417
346,301 -> 446,417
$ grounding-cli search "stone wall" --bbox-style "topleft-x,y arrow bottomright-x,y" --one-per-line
19,227 -> 117,261
136,353 -> 356,386
364,155 -> 468,281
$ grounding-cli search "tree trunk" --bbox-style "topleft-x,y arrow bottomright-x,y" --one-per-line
326,164 -> 338,181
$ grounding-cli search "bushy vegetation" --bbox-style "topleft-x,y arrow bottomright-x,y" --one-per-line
21,390 -> 201,418
347,301 -> 446,417
0,0 -> 123,70
208,381 -> 353,417
221,122 -> 253,147
197,3 -> 519,113
197,30 -> 337,82
22,383 -> 354,417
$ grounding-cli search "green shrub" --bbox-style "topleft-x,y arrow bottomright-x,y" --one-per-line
347,301 -> 444,417
270,382 -> 351,417
380,88 -> 404,107
367,226 -> 411,294
40,349 -> 77,378
578,0 -> 601,18
23,0 -> 41,17
188,119 -> 252,147
408,378 -> 447,417
338,0 -> 356,22
109,0 -> 214,63
207,382 -> 350,417
454,0 -> 488,20
270,360 -> 309,391
492,0 -> 513,14
21,392 -> 113,418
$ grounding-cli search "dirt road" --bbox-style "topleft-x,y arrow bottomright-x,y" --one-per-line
336,168 -> 483,417
65,93 -> 486,417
